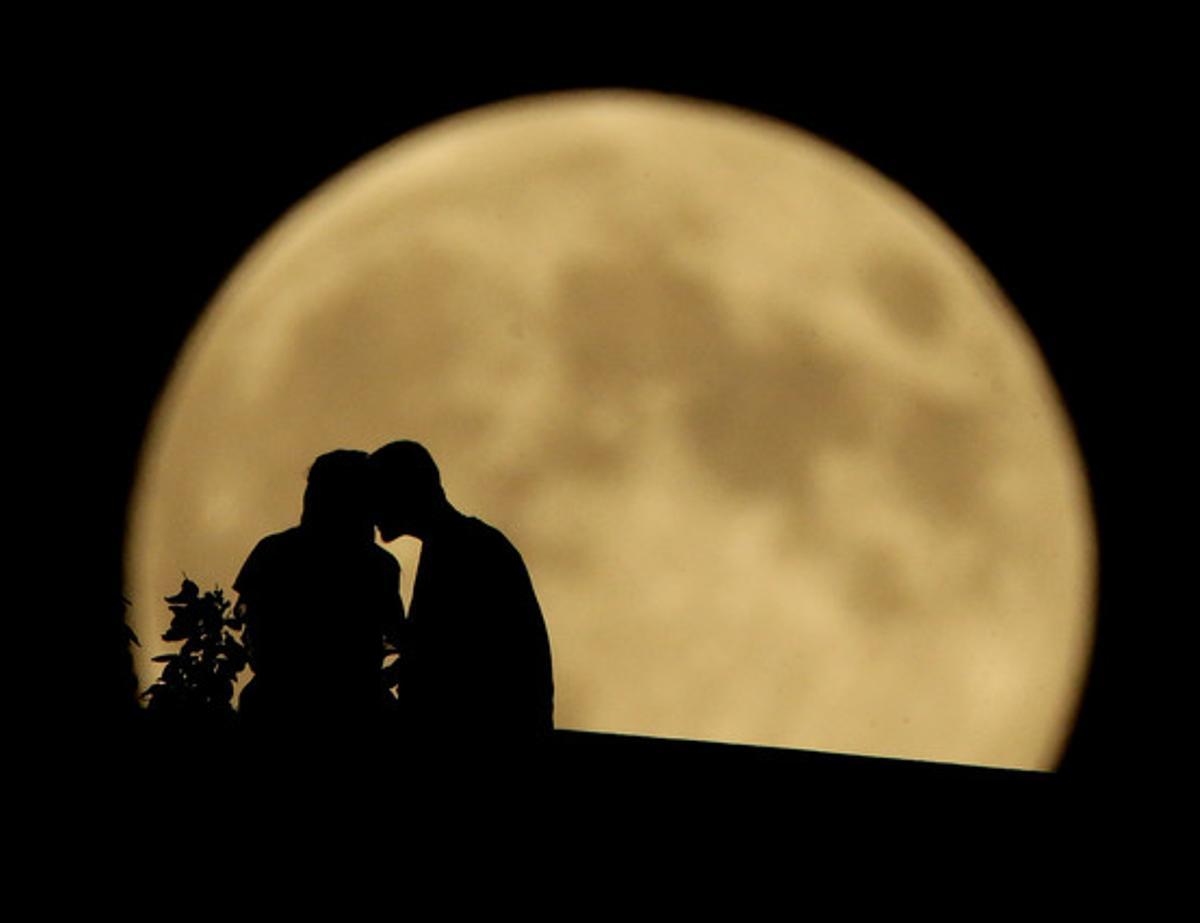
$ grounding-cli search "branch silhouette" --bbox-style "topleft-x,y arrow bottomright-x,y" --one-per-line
140,577 -> 247,721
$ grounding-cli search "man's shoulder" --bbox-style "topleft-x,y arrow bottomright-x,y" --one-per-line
451,514 -> 531,578
456,514 -> 516,552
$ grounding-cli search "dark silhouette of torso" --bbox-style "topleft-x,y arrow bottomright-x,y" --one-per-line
233,525 -> 403,728
399,510 -> 553,744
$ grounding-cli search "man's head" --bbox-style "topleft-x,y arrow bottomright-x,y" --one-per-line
368,440 -> 445,541
301,449 -> 373,539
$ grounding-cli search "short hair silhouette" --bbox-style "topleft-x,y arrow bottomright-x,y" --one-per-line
369,440 -> 443,498
369,441 -> 450,542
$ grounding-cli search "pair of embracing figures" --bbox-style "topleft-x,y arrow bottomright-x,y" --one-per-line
232,440 -> 554,746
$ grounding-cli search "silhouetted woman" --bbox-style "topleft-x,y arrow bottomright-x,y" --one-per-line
232,450 -> 404,733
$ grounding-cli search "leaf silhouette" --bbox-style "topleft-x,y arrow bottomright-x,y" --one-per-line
147,577 -> 250,719
164,578 -> 199,605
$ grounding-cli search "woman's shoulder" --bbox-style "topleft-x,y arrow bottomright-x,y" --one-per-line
235,528 -> 302,588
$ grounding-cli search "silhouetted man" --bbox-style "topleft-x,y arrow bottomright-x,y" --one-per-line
368,441 -> 553,747
233,450 -> 405,731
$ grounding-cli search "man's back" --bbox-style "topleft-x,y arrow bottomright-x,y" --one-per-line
402,511 -> 553,741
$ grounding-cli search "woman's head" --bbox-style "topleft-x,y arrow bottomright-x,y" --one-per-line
301,449 -> 374,539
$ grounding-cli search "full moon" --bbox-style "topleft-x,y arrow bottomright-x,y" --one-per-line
126,91 -> 1095,769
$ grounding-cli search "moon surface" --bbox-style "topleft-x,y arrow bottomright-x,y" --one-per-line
127,91 -> 1095,769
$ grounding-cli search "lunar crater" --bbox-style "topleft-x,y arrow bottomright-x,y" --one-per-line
862,252 -> 950,342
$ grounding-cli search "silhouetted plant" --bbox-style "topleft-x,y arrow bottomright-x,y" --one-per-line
141,577 -> 247,719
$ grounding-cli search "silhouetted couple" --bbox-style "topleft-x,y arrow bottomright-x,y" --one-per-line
233,441 -> 554,749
